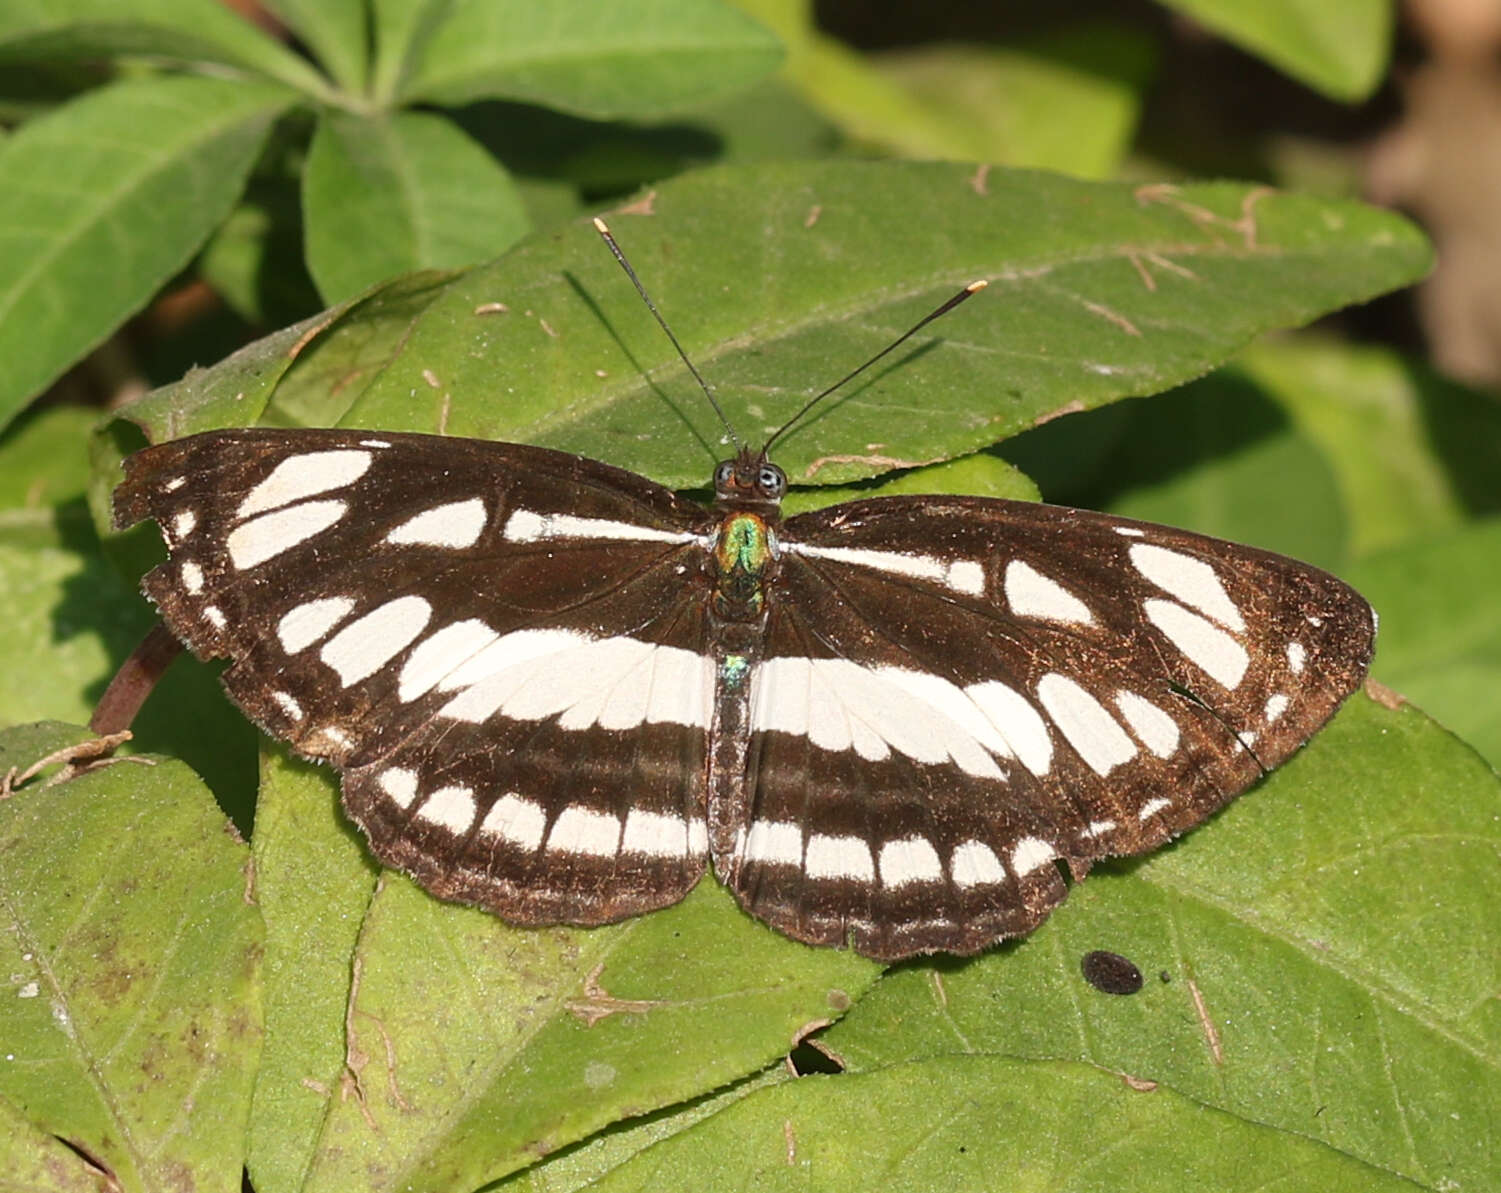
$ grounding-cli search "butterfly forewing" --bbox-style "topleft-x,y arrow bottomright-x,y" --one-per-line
718,495 -> 1373,959
115,428 -> 720,924
114,427 -> 1374,959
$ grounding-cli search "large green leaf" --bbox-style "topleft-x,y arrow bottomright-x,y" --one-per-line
820,696 -> 1501,1192
0,722 -> 263,1193
259,0 -> 367,93
0,73 -> 295,430
0,0 -> 332,96
1159,0 -> 1393,102
581,1056 -> 1421,1192
104,162 -> 1430,495
402,0 -> 784,117
304,110 -> 531,304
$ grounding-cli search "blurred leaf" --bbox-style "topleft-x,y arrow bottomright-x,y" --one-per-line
0,73 -> 294,430
781,451 -> 1039,518
1349,517 -> 1501,768
872,24 -> 1157,176
0,722 -> 262,1193
261,0 -> 367,94
1236,336 -> 1501,557
1008,371 -> 1349,570
403,0 -> 784,118
0,0 -> 333,97
1159,0 -> 1393,102
242,739 -> 877,1192
823,695 -> 1500,1192
583,1056 -> 1421,1192
733,0 -> 980,158
198,187 -> 323,329
370,0 -> 457,105
304,109 -> 531,304
106,163 -> 1431,494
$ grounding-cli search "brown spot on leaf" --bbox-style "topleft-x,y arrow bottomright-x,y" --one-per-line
1364,677 -> 1405,710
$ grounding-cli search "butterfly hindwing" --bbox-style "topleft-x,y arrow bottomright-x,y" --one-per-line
115,428 -> 719,923
717,495 -> 1374,959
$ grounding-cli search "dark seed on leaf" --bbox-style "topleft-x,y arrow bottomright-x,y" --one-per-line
1081,950 -> 1144,995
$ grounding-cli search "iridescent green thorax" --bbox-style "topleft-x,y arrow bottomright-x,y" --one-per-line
711,511 -> 776,624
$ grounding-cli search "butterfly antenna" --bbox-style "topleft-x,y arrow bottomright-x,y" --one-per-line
761,279 -> 988,456
593,217 -> 744,453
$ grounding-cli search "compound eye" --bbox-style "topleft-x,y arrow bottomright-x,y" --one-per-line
758,465 -> 787,496
714,461 -> 735,487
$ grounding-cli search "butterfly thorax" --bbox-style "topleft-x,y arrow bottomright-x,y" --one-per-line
706,448 -> 787,639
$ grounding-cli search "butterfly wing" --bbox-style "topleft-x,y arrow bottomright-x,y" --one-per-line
718,494 -> 1375,960
114,428 -> 718,924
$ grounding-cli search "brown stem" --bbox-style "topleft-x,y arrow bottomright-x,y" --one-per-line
90,623 -> 185,735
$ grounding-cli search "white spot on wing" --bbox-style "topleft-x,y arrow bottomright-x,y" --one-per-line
319,595 -> 432,686
502,508 -> 698,546
378,768 -> 418,809
1113,690 -> 1181,758
271,691 -> 303,721
750,657 -> 1012,778
398,619 -> 500,701
743,820 -> 803,867
783,541 -> 984,595
417,785 -> 476,834
877,837 -> 943,887
228,500 -> 347,570
203,605 -> 226,629
1113,525 -> 1145,537
1037,674 -> 1137,775
171,510 -> 197,539
437,631 -> 714,731
1010,836 -> 1057,877
1081,819 -> 1116,838
1129,543 -> 1246,632
163,476 -> 186,493
1004,560 -> 1094,624
804,834 -> 874,881
180,561 -> 204,594
1145,599 -> 1249,689
1137,796 -> 1172,821
386,498 -> 487,548
1286,642 -> 1306,674
480,793 -> 546,850
237,450 -> 372,518
547,806 -> 621,857
278,596 -> 355,654
620,810 -> 693,858
965,680 -> 1053,776
950,840 -> 1006,886
1265,692 -> 1290,723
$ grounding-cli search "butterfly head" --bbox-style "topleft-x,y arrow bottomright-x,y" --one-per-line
714,448 -> 787,513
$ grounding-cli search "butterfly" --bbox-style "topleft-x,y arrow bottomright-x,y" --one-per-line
110,229 -> 1375,961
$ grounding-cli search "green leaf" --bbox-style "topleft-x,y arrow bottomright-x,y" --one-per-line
259,0 -> 368,94
111,163 -> 1429,491
402,0 -> 785,118
1159,0 -> 1393,102
0,0 -> 334,98
821,695 -> 1501,1192
370,0 -> 458,106
1348,518 -> 1501,768
304,110 -> 531,304
1234,336 -> 1501,558
0,73 -> 295,430
245,748 -> 377,1193
0,722 -> 262,1193
240,748 -> 877,1192
581,1056 -> 1422,1192
870,24 -> 1157,176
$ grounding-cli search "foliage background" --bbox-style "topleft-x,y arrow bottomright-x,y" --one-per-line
0,1 -> 1496,1191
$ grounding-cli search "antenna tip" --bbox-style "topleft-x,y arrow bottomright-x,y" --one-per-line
592,216 -> 610,234
966,279 -> 988,293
